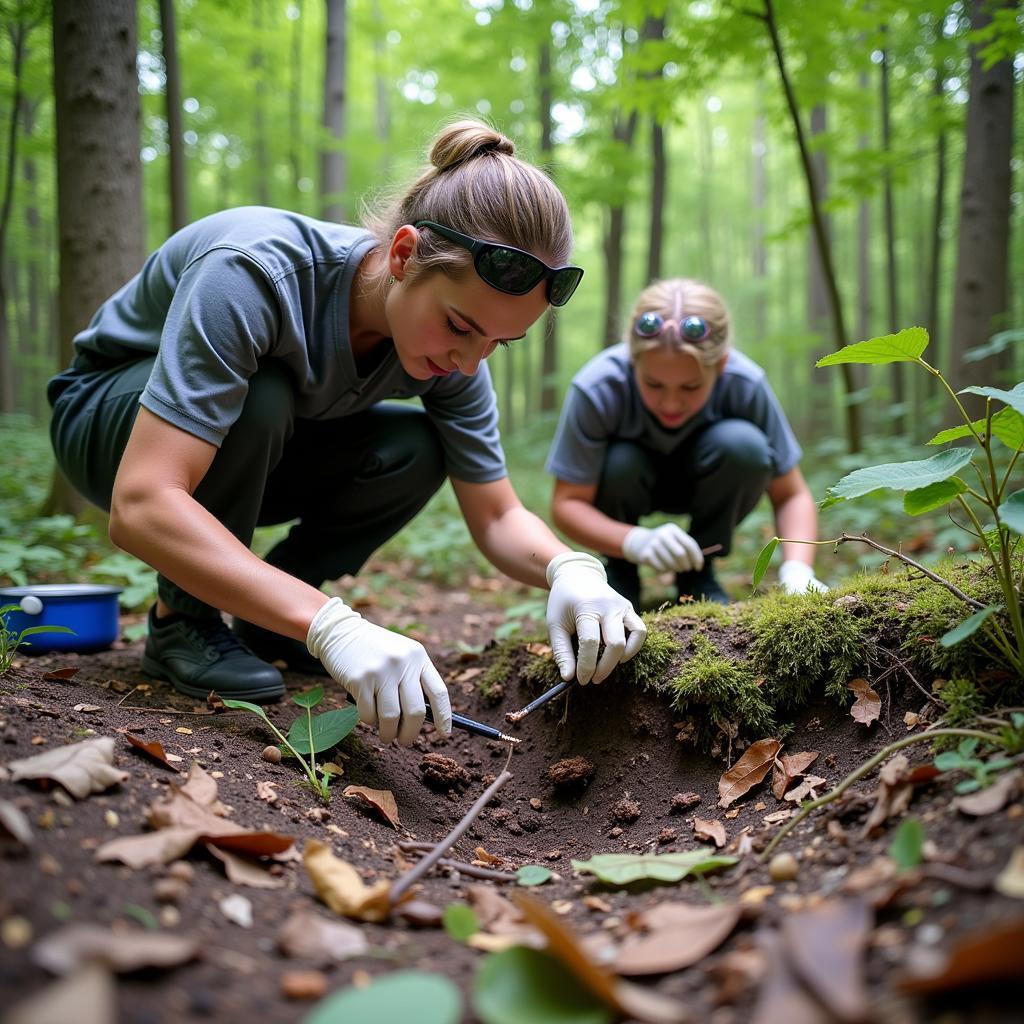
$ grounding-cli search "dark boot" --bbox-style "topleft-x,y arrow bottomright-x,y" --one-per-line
232,618 -> 329,677
676,562 -> 730,605
142,606 -> 285,702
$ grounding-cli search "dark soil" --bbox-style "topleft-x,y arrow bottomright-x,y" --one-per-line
1,577 -> 1021,1023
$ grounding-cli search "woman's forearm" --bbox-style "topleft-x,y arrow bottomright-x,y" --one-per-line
473,506 -> 570,588
552,498 -> 632,559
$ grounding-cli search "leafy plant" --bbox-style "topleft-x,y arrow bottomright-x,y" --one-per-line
933,737 -> 1015,794
753,327 -> 1024,676
570,849 -> 738,887
442,902 -> 480,942
303,970 -> 461,1024
515,865 -> 552,887
889,817 -> 925,870
0,604 -> 75,673
222,686 -> 358,802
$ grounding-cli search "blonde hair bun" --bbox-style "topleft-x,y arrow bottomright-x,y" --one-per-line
430,119 -> 516,173
627,278 -> 733,369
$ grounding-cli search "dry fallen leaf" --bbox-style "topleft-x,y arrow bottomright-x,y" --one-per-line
0,799 -> 34,846
718,739 -> 783,808
465,884 -> 541,951
693,818 -> 727,848
994,847 -> 1024,899
207,845 -> 283,889
615,901 -> 742,975
751,928 -> 831,1024
8,738 -> 128,799
6,964 -> 115,1024
41,667 -> 80,681
771,752 -> 820,801
847,678 -> 881,726
277,907 -> 369,963
124,733 -> 180,773
861,755 -> 938,835
73,704 -> 102,713
256,781 -> 279,803
32,923 -> 200,974
303,839 -> 393,922
953,769 -> 1020,817
784,775 -> 828,804
473,845 -> 506,867
342,785 -> 401,829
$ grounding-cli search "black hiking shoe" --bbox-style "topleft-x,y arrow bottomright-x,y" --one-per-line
676,562 -> 731,605
141,606 -> 285,702
232,618 -> 330,677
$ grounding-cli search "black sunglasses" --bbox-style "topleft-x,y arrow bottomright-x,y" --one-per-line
414,220 -> 584,307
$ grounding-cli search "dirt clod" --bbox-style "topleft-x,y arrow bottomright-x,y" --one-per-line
419,753 -> 471,790
611,795 -> 642,824
670,791 -> 702,813
281,970 -> 328,1000
657,827 -> 677,844
547,756 -> 595,790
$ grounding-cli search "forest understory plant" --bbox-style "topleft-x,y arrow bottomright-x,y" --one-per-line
0,605 -> 74,674
223,686 -> 358,802
754,327 -> 1024,680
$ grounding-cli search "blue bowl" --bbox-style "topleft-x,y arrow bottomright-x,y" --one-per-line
0,584 -> 123,654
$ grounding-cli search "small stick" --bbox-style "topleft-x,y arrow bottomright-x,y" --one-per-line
432,857 -> 516,883
390,747 -> 514,903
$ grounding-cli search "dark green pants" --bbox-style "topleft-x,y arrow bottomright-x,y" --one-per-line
49,358 -> 447,619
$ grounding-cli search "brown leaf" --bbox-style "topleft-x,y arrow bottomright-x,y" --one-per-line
994,847 -> 1024,899
847,678 -> 880,726
771,752 -> 820,801
256,781 -> 279,803
96,827 -> 201,868
861,754 -> 934,835
718,739 -> 783,808
303,839 -> 393,922
8,737 -> 128,799
751,929 -> 831,1024
473,845 -> 507,867
693,818 -> 727,849
781,899 -> 872,1022
342,785 -> 401,829
277,908 -> 369,963
124,733 -> 180,773
0,799 -> 34,846
41,667 -> 80,681
615,901 -> 742,975
5,964 -> 116,1024
783,775 -> 828,804
32,923 -> 200,975
953,769 -> 1020,816
177,762 -> 229,815
206,691 -> 227,712
897,915 -> 1024,993
206,844 -> 284,889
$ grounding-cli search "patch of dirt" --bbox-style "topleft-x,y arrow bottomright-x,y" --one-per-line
1,576 -> 1021,1023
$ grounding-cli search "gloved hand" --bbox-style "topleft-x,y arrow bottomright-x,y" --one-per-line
622,523 -> 704,573
545,552 -> 647,685
306,597 -> 451,745
778,560 -> 828,595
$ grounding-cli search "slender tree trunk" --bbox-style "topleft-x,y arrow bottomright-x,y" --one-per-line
47,0 -> 144,515
320,0 -> 347,222
949,0 -> 1015,408
880,39 -> 904,432
925,31 -> 947,400
602,107 -> 638,347
856,72 -> 871,344
698,104 -> 714,281
806,104 -> 830,343
159,0 -> 188,231
752,112 -> 767,341
538,38 -> 558,412
763,0 -> 860,452
372,0 -> 390,177
643,14 -> 666,284
289,0 -> 304,197
251,0 -> 270,206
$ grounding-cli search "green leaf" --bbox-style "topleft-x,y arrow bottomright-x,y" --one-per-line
933,751 -> 965,772
303,970 -> 461,1024
221,698 -> 271,720
889,818 -> 924,870
751,537 -> 779,589
926,407 -> 1024,451
569,849 -> 737,886
954,778 -> 982,795
472,947 -> 613,1024
17,625 -> 76,639
286,707 -> 359,755
292,685 -> 325,709
823,448 -> 974,506
516,865 -> 552,887
816,327 -> 928,367
998,489 -> 1024,535
959,382 -> 1024,418
963,328 -> 1024,363
959,738 -> 979,758
904,478 -> 967,516
442,903 -> 480,942
939,604 -> 1001,648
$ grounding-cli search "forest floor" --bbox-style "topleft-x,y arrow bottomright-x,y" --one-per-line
1,562 -> 1022,1024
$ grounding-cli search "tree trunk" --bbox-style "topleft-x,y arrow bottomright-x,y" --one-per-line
924,34 -> 947,400
251,0 -> 270,207
289,0 -> 304,197
949,0 -> 1015,408
763,0 -> 860,453
537,39 -> 558,413
320,0 -> 347,223
602,109 -> 638,348
806,105 -> 830,343
159,0 -> 188,231
643,14 -> 666,285
372,0 -> 390,177
47,0 -> 144,515
856,72 -> 871,345
698,104 -> 714,281
752,112 -> 767,341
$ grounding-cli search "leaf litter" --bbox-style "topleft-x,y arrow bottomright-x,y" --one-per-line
718,739 -> 782,808
7,737 -> 128,798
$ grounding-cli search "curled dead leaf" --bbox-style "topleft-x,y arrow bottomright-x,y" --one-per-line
953,769 -> 1020,817
8,738 -> 127,799
693,818 -> 727,849
615,901 -> 742,975
124,733 -> 180,773
771,751 -> 820,801
342,785 -> 401,829
32,923 -> 200,975
303,839 -> 393,922
847,678 -> 881,726
718,739 -> 782,809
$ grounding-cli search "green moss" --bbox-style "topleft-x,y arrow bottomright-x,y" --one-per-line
744,588 -> 865,708
936,678 -> 985,728
627,620 -> 683,689
476,640 -> 519,705
663,633 -> 774,746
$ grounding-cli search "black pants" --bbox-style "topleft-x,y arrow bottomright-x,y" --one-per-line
595,419 -> 774,596
49,358 -> 447,619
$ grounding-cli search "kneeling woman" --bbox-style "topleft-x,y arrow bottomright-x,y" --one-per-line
47,119 -> 646,746
547,278 -> 825,607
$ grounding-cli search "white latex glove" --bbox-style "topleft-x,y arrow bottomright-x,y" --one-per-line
545,552 -> 648,685
778,559 -> 828,595
306,597 -> 451,745
622,523 -> 704,573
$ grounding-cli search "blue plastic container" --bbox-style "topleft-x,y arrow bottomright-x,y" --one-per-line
0,584 -> 123,654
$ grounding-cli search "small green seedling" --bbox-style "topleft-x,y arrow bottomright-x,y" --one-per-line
223,685 -> 358,802
0,604 -> 75,674
933,737 -> 1015,794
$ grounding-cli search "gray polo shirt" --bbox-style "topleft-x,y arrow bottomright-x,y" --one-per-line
546,342 -> 801,484
64,206 -> 507,483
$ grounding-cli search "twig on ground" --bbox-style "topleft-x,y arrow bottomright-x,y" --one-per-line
390,745 -> 515,903
874,643 -> 940,707
396,840 -> 515,881
760,727 -> 1003,860
114,685 -> 139,708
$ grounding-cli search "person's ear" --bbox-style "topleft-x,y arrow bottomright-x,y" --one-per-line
388,225 -> 418,280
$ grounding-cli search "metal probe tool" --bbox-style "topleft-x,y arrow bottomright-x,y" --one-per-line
424,704 -> 520,744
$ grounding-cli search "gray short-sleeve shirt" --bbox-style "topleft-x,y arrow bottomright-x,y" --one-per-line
64,206 -> 507,484
546,343 -> 801,485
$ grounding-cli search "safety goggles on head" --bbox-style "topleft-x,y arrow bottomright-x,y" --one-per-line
633,311 -> 711,343
414,220 -> 584,307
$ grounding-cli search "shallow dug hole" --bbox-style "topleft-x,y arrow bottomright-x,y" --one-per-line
0,608 -> 1020,1023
